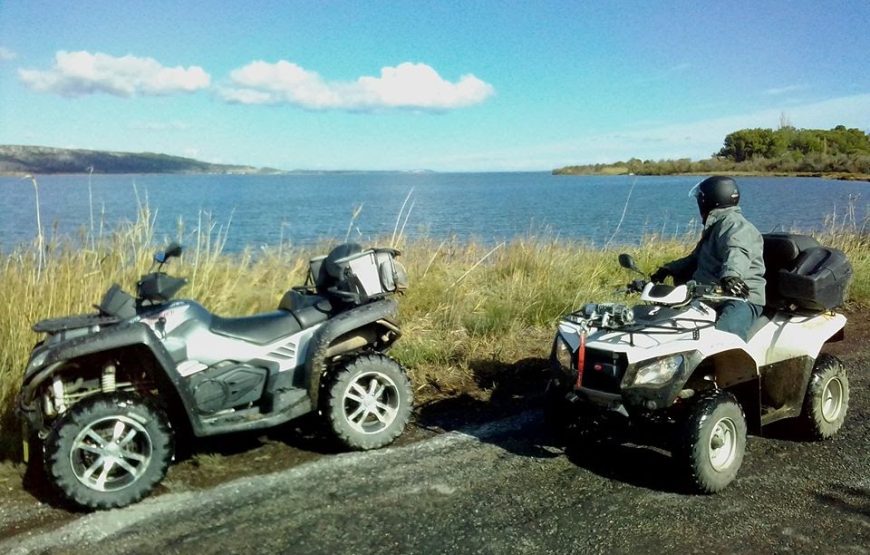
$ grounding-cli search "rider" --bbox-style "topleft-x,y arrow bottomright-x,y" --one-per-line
651,176 -> 766,341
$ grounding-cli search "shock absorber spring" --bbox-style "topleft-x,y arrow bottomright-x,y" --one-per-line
49,375 -> 66,415
101,364 -> 117,393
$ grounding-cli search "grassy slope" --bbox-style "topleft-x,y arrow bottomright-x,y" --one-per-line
1,212 -> 867,460
0,145 -> 260,174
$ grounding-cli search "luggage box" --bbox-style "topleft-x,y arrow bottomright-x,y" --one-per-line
778,246 -> 852,311
331,247 -> 408,302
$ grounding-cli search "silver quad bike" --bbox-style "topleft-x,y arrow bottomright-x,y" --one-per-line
18,242 -> 412,509
547,233 -> 852,493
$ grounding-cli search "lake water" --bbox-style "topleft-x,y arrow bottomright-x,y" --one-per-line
0,173 -> 867,252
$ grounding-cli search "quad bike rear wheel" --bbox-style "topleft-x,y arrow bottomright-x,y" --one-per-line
326,353 -> 412,450
44,393 -> 174,510
799,354 -> 849,440
676,390 -> 746,494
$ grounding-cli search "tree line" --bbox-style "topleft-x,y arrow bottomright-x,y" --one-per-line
554,125 -> 870,176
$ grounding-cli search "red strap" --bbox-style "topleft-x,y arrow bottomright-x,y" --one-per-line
574,331 -> 586,389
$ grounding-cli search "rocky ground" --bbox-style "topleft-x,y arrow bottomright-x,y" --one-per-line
0,311 -> 867,554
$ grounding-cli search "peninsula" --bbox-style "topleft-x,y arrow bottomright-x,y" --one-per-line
0,145 -> 283,175
553,125 -> 870,181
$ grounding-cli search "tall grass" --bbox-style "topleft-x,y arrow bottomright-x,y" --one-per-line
0,201 -> 867,461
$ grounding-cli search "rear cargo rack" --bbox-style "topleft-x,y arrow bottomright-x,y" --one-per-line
33,313 -> 121,333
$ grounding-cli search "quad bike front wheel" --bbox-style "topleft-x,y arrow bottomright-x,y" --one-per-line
799,354 -> 849,439
326,353 -> 413,450
676,390 -> 747,494
44,394 -> 174,510
543,379 -> 573,432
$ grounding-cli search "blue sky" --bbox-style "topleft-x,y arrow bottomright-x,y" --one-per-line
1,0 -> 869,171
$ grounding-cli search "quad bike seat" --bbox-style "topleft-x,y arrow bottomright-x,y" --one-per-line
278,290 -> 335,328
211,290 -> 336,345
210,311 -> 303,345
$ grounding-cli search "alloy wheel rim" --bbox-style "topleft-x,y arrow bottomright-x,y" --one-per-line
70,415 -> 152,492
342,371 -> 400,435
707,416 -> 738,472
821,376 -> 844,423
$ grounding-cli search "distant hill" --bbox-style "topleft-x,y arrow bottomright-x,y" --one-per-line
0,145 -> 285,175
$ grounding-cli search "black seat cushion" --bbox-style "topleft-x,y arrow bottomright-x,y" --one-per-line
761,233 -> 820,307
278,290 -> 334,329
211,311 -> 302,345
762,233 -> 820,275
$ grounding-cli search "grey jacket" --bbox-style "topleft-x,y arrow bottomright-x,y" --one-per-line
664,206 -> 766,306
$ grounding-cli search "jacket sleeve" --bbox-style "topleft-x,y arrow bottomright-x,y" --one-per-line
716,217 -> 760,280
663,251 -> 698,282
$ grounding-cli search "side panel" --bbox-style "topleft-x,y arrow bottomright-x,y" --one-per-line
156,301 -> 322,375
758,356 -> 814,426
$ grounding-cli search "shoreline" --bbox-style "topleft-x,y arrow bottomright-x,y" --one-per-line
552,169 -> 870,182
3,170 -> 870,181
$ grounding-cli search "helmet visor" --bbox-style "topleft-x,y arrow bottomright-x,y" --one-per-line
688,181 -> 702,198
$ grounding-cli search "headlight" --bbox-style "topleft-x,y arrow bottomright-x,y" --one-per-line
632,355 -> 684,386
26,350 -> 49,372
553,335 -> 573,370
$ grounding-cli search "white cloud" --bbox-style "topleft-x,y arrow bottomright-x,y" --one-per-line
0,47 -> 16,62
18,51 -> 210,97
764,84 -> 808,96
220,60 -> 494,111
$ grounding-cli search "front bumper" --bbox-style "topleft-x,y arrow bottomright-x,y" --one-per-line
550,341 -> 702,412
573,386 -> 629,416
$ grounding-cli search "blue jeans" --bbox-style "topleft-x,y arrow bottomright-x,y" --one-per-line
715,300 -> 763,341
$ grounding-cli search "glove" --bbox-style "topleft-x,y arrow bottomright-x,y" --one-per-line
650,267 -> 671,284
721,276 -> 749,298
628,278 -> 646,293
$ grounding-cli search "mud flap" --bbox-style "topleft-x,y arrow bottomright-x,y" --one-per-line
21,423 -> 29,463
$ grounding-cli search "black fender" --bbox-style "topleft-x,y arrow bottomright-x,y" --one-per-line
303,299 -> 400,406
19,322 -> 202,436
621,350 -> 705,410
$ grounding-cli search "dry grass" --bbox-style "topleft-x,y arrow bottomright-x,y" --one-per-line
0,202 -> 867,461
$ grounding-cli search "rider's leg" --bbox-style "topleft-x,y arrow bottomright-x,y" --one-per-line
715,300 -> 763,341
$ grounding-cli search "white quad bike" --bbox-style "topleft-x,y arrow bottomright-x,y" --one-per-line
17,242 -> 413,509
547,233 -> 853,493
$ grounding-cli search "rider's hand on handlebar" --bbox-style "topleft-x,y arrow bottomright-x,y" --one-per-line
650,267 -> 671,284
720,276 -> 749,298
628,278 -> 647,293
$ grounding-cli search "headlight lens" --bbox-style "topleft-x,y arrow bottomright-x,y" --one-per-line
632,354 -> 684,386
26,350 -> 49,372
554,335 -> 573,370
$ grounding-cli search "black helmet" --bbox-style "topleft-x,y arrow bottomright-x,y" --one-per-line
690,176 -> 739,219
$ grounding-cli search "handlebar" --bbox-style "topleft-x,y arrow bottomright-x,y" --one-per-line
690,282 -> 748,302
619,279 -> 748,303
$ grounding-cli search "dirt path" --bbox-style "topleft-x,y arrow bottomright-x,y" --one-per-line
2,377 -> 868,554
1,311 -> 868,553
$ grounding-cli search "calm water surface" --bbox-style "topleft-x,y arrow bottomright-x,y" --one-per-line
0,173 -> 867,252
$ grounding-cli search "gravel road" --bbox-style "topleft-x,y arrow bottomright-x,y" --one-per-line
2,355 -> 867,555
